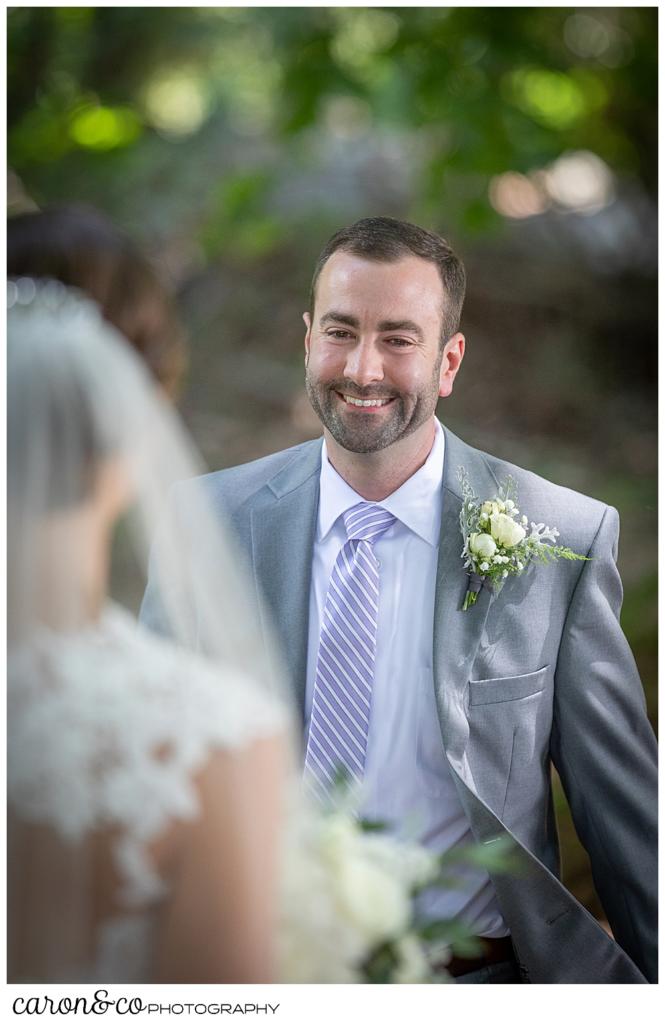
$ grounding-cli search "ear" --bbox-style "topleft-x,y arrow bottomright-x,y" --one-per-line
303,311 -> 312,363
438,333 -> 465,398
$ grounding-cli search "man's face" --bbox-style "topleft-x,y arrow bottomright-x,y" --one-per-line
304,252 -> 463,454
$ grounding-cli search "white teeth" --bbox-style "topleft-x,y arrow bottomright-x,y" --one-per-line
342,395 -> 391,407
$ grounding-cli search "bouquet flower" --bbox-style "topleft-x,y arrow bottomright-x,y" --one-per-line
278,786 -> 514,983
458,468 -> 588,610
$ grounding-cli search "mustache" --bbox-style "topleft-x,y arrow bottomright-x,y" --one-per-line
326,381 -> 398,401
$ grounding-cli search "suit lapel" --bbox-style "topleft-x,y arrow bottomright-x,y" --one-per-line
433,426 -> 500,789
248,441 -> 322,719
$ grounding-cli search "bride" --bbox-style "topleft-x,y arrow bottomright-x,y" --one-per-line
7,280 -> 295,983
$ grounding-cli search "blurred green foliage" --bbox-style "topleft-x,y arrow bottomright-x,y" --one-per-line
8,7 -> 657,242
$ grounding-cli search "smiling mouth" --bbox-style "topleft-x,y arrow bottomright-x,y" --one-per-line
337,392 -> 395,408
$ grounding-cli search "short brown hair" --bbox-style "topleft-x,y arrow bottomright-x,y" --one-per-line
310,216 -> 466,344
7,204 -> 187,397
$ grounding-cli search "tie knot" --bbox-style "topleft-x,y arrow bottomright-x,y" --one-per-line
343,502 -> 395,543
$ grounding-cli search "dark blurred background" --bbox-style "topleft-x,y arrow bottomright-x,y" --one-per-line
7,6 -> 657,925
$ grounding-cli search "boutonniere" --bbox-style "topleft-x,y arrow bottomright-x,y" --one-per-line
457,468 -> 588,610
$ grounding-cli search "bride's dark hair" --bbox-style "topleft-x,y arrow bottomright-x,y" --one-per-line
9,353 -> 113,512
7,204 -> 187,397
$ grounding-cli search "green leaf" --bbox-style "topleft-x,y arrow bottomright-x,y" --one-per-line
436,835 -> 523,876
359,818 -> 391,833
361,941 -> 399,984
417,918 -> 484,958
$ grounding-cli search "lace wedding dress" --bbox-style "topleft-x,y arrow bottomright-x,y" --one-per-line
8,602 -> 287,984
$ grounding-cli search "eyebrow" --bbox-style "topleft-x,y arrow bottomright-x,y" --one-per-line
320,311 -> 359,329
378,318 -> 423,340
319,311 -> 424,339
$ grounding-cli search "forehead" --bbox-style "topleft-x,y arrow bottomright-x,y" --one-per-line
314,252 -> 444,324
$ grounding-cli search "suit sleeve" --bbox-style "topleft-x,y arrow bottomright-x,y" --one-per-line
551,504 -> 657,982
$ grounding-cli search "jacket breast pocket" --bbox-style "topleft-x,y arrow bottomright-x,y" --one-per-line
468,665 -> 549,707
466,664 -> 551,819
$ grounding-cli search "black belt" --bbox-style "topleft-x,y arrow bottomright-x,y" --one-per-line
445,936 -> 516,978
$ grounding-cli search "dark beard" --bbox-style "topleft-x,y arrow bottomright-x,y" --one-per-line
304,372 -> 441,454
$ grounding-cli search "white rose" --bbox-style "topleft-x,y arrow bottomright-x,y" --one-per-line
490,513 -> 526,549
278,816 -> 367,982
361,834 -> 438,889
469,532 -> 497,559
481,500 -> 501,516
320,813 -> 358,858
334,855 -> 411,945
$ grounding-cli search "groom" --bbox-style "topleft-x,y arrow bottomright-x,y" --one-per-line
143,217 -> 657,983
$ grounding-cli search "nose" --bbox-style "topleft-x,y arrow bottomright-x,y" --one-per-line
343,339 -> 384,387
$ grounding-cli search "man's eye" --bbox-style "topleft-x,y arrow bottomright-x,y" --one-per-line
386,337 -> 413,348
326,329 -> 352,340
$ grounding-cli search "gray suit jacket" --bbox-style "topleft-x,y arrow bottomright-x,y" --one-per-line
141,423 -> 657,983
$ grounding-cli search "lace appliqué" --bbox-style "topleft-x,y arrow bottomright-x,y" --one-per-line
8,603 -> 286,979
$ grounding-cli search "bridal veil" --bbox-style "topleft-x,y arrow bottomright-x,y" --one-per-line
7,280 -> 297,981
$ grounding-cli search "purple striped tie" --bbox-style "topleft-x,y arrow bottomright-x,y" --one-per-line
304,502 -> 396,799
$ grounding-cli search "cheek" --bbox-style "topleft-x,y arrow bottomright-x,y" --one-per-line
310,347 -> 345,376
393,364 -> 435,395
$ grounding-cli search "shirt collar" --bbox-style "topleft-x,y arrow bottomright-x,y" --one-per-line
318,418 -> 444,546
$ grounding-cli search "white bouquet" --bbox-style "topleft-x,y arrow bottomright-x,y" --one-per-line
278,788 -> 513,983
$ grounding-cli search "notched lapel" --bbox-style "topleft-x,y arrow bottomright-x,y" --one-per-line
433,427 -> 500,786
249,444 -> 321,718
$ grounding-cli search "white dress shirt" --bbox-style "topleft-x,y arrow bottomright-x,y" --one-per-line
305,418 -> 509,937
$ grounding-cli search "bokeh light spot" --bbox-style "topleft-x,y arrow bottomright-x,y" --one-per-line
509,69 -> 587,129
541,150 -> 615,214
69,105 -> 142,151
490,151 -> 615,220
489,172 -> 549,219
330,9 -> 400,77
564,14 -> 611,59
143,72 -> 210,137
